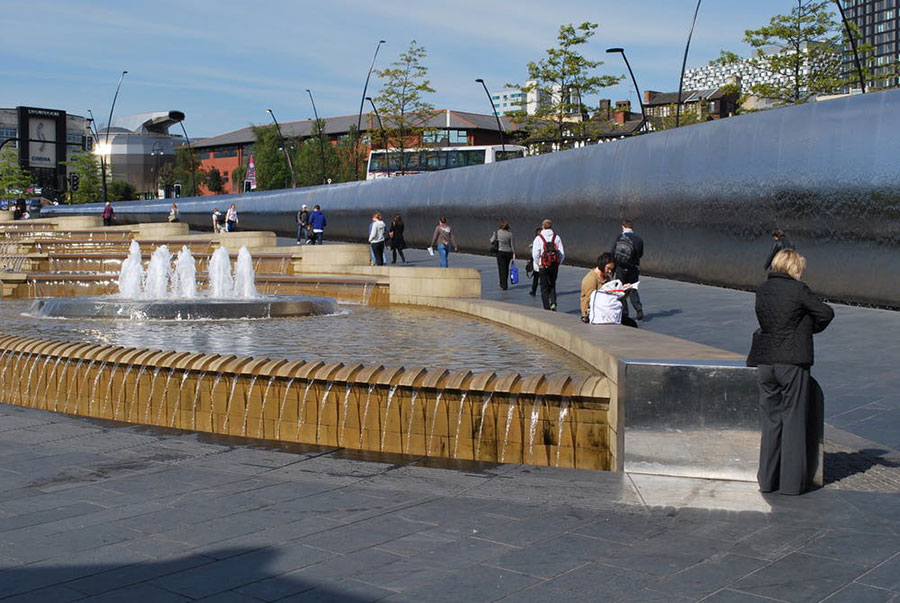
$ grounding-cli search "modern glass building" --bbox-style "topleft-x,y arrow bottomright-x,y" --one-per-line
842,0 -> 900,90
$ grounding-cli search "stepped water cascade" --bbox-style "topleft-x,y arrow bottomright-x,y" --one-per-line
28,241 -> 336,319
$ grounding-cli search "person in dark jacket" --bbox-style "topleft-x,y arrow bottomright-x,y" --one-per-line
747,249 -> 834,495
389,214 -> 407,263
764,229 -> 795,270
296,204 -> 309,244
612,219 -> 644,320
102,201 -> 115,226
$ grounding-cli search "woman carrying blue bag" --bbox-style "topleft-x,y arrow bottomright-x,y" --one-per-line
490,219 -> 516,290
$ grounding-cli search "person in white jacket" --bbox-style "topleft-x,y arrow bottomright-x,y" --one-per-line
368,212 -> 386,266
531,218 -> 565,311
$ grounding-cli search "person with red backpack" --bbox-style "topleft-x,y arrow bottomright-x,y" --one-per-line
531,218 -> 565,311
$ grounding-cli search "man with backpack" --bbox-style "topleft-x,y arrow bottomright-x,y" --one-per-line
612,219 -> 644,320
531,218 -> 565,311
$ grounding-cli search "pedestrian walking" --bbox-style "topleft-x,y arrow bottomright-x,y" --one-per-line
532,219 -> 564,311
764,229 -> 795,271
309,205 -> 326,244
211,207 -> 224,233
102,201 -> 115,226
430,217 -> 458,268
490,220 -> 516,290
747,249 -> 834,495
526,227 -> 540,296
612,219 -> 644,320
296,204 -> 310,244
225,203 -> 239,232
368,212 -> 386,266
389,214 -> 407,264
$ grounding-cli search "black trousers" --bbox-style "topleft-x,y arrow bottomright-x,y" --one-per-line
391,246 -> 406,263
616,266 -> 642,316
539,265 -> 559,309
496,251 -> 513,289
370,241 -> 385,266
530,269 -> 540,294
757,364 -> 810,495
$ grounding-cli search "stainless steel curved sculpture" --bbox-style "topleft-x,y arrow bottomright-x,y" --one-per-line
46,90 -> 900,307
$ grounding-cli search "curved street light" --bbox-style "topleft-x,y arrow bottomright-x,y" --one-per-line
102,70 -> 127,204
606,48 -> 647,134
175,118 -> 196,196
475,79 -> 506,153
364,97 -> 386,149
265,109 -> 297,188
306,89 -> 327,185
676,0 -> 702,128
355,40 -> 386,181
833,0 -> 866,94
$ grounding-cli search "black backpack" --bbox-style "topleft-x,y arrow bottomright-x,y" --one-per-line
539,233 -> 561,268
614,234 -> 635,267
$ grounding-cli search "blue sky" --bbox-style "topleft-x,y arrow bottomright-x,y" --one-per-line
3,0 -> 794,138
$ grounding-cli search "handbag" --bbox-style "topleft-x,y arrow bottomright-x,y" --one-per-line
489,231 -> 499,254
509,261 -> 519,284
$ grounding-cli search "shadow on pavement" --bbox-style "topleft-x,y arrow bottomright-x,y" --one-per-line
825,448 -> 900,485
0,547 -> 383,601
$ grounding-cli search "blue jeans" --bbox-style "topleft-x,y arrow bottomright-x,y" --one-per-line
312,231 -> 324,245
296,224 -> 306,242
438,244 -> 450,267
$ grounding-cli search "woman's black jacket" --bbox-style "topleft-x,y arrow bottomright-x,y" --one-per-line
748,272 -> 834,367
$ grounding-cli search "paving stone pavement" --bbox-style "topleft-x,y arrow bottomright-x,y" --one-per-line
0,240 -> 898,601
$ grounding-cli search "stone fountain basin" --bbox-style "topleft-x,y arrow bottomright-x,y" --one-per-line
28,295 -> 338,320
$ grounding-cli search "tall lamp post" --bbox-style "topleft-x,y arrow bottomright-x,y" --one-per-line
834,0 -> 866,93
265,109 -> 297,189
474,79 -> 506,153
606,48 -> 647,133
676,0 -> 702,128
364,97 -> 387,149
355,40 -> 386,181
306,89 -> 327,185
101,70 -> 128,204
175,118 -> 196,197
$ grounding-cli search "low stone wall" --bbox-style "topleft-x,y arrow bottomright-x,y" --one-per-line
0,335 -> 613,470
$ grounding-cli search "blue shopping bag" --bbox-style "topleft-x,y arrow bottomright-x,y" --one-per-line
509,261 -> 519,285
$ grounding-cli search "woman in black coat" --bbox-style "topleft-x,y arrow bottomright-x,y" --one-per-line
389,214 -> 406,264
748,249 -> 834,495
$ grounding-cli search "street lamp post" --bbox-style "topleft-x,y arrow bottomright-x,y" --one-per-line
265,109 -> 297,189
102,70 -> 127,204
355,40 -> 386,181
834,0 -> 866,94
364,97 -> 386,149
606,48 -> 647,133
474,79 -> 506,153
676,0 -> 702,128
150,145 -> 163,198
306,89 -> 327,185
175,119 -> 196,197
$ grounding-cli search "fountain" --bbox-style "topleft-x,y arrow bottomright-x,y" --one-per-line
27,241 -> 337,320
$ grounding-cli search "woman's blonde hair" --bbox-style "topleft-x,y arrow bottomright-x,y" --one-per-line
770,249 -> 806,280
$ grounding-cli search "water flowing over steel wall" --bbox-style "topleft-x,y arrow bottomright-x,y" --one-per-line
45,90 -> 900,307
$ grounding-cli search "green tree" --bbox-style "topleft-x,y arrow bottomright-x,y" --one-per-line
742,1 -> 857,105
230,163 -> 247,192
174,147 -> 204,197
62,151 -> 102,204
205,167 -> 225,194
508,22 -> 621,153
108,179 -> 137,202
295,119 -> 341,187
0,146 -> 32,198
251,125 -> 292,190
373,40 -> 437,173
157,161 -> 176,193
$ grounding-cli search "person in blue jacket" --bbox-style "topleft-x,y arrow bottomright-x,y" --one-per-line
309,205 -> 326,245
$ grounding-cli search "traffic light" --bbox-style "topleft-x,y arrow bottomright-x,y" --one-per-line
70,173 -> 80,192
243,180 -> 251,193
174,183 -> 182,198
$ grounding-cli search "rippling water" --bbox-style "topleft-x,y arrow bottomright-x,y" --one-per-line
0,300 -> 593,377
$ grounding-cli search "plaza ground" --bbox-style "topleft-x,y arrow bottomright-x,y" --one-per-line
1,243 -> 898,602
